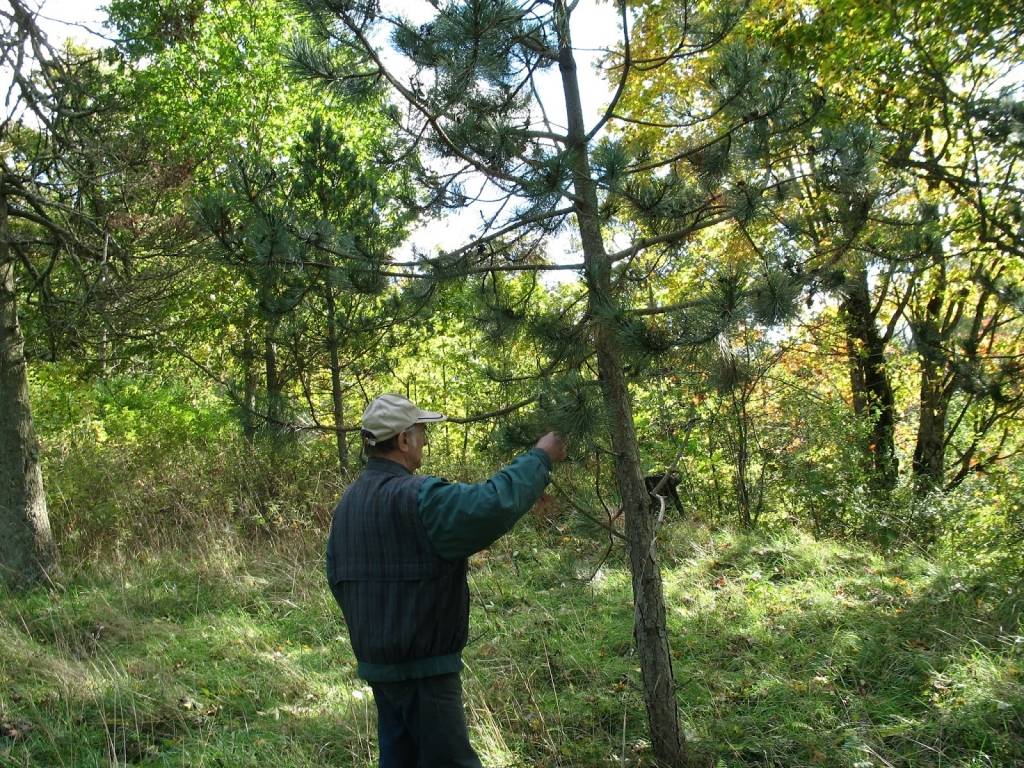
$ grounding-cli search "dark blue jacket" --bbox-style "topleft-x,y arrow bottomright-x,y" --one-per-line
326,449 -> 551,681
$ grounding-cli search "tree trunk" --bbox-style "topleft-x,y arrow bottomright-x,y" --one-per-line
241,329 -> 259,443
733,390 -> 752,528
0,180 -> 57,589
913,349 -> 947,494
264,315 -> 284,437
96,234 -> 111,376
912,278 -> 948,496
324,286 -> 348,474
841,267 -> 898,491
556,7 -> 686,764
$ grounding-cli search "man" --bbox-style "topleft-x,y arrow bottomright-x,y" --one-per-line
326,393 -> 566,767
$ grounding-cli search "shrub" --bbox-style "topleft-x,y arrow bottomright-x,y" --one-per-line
31,365 -> 346,559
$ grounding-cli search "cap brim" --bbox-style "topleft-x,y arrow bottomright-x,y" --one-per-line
414,409 -> 446,424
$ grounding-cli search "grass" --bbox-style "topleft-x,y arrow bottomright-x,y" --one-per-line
1,519 -> 1021,767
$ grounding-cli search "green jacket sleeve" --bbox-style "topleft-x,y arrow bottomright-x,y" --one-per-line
418,448 -> 552,560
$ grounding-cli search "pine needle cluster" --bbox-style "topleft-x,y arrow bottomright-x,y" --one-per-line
493,371 -> 606,452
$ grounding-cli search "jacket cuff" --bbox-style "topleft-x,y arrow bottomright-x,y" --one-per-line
529,447 -> 553,471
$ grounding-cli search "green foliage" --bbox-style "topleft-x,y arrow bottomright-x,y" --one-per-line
618,316 -> 676,367
106,0 -> 206,56
30,365 -> 339,558
937,460 -> 1024,574
750,268 -> 802,325
283,35 -> 381,104
30,364 -> 233,452
590,138 -> 630,191
536,372 -> 607,439
108,0 -> 316,184
192,105 -> 417,445
620,171 -> 707,235
526,301 -> 587,363
492,373 -> 605,455
813,122 -> 878,195
392,0 -> 542,86
689,139 -> 733,191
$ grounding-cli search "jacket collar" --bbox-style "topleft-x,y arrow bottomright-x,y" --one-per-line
365,457 -> 413,476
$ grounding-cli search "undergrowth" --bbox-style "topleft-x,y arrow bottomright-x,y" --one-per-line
2,521 -> 1021,767
6,369 -> 1021,765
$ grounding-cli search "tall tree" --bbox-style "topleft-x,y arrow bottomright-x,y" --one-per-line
0,0 -> 99,587
292,1 -> 812,762
104,0 -> 334,438
775,0 -> 1024,494
0,167 -> 56,588
0,0 -> 215,585
199,113 -> 417,467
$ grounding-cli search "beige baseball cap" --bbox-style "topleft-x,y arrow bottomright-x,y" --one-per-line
361,394 -> 446,445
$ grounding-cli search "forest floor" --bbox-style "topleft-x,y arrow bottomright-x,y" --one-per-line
1,522 -> 1021,767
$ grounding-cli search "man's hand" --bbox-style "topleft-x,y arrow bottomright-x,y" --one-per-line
535,432 -> 567,463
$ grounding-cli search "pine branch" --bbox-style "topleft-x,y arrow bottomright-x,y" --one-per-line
607,209 -> 732,263
627,298 -> 708,317
549,479 -> 628,543
446,396 -> 540,424
325,9 -> 568,200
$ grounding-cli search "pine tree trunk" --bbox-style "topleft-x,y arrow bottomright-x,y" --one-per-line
0,180 -> 57,589
241,330 -> 259,443
324,286 -> 348,474
556,7 -> 686,764
841,268 -> 898,491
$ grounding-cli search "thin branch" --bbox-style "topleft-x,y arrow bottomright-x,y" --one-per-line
585,0 -> 630,142
447,396 -> 539,424
608,210 -> 731,262
549,478 -> 627,542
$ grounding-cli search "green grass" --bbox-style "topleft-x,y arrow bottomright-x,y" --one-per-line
2,522 -> 1021,767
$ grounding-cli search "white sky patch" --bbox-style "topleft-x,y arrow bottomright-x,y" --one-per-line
30,0 -> 109,46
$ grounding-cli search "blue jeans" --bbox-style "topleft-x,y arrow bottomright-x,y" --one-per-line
370,672 -> 482,768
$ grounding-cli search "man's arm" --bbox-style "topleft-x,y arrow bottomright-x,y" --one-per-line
419,434 -> 566,560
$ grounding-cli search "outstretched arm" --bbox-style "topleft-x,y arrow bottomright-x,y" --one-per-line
419,433 -> 566,560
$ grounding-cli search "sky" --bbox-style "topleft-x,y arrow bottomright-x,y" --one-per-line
32,0 -> 109,46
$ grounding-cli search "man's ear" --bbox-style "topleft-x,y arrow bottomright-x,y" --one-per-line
396,429 -> 411,452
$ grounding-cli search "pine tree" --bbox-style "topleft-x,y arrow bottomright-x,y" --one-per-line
290,1 -> 814,762
198,114 -> 418,471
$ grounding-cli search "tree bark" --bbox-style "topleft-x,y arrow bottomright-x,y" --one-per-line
324,286 -> 348,474
732,389 -> 753,528
912,270 -> 949,496
556,6 -> 686,764
241,328 -> 259,443
841,267 -> 898,491
0,178 -> 57,589
913,332 -> 948,494
264,314 -> 284,437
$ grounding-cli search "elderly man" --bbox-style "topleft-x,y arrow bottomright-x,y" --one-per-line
326,393 -> 566,767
